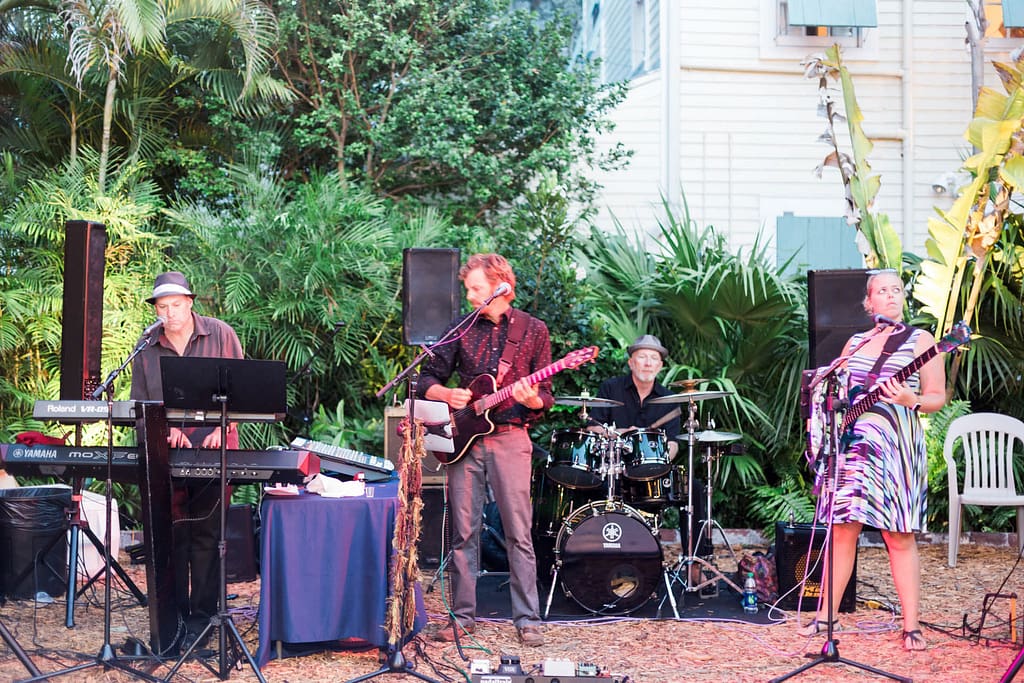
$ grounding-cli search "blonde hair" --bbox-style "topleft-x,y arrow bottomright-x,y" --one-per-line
862,269 -> 903,314
460,253 -> 516,299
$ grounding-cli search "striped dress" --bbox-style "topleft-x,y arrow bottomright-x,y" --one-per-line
828,328 -> 928,533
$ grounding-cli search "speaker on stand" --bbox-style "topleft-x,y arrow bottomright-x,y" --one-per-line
402,248 -> 461,346
807,268 -> 870,369
60,220 -> 107,400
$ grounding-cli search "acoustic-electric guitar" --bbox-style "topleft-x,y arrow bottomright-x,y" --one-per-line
431,346 -> 599,465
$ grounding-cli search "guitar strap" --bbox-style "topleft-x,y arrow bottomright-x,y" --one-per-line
495,310 -> 529,387
866,326 -> 914,388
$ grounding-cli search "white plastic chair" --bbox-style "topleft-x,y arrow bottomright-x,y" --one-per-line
944,412 -> 1024,567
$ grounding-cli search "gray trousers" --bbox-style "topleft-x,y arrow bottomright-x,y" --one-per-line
445,426 -> 541,629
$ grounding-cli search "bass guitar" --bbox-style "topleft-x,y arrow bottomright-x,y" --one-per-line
432,346 -> 599,465
839,320 -> 971,434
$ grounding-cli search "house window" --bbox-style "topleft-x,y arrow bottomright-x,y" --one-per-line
583,0 -> 659,83
777,0 -> 877,48
776,213 -> 863,278
984,0 -> 1024,38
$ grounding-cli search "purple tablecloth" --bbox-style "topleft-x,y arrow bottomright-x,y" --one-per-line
255,479 -> 425,668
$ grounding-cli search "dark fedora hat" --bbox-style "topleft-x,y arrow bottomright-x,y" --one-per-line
146,271 -> 196,304
627,334 -> 668,360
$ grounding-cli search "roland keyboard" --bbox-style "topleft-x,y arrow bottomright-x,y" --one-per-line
0,443 -> 318,484
33,400 -> 137,424
290,437 -> 394,481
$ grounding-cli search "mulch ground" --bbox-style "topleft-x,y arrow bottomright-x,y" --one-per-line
1,542 -> 1022,682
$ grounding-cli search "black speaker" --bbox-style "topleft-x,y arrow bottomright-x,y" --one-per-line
402,248 -> 460,345
225,504 -> 257,583
774,522 -> 856,613
60,220 -> 107,399
807,268 -> 870,368
418,485 -> 447,568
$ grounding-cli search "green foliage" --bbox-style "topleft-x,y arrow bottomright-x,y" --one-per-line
270,0 -> 628,224
804,45 -> 902,269
164,164 -> 449,444
924,400 -> 973,531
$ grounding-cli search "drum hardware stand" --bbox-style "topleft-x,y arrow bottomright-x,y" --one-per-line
685,442 -> 741,598
664,398 -> 742,603
770,366 -> 910,683
20,338 -> 164,683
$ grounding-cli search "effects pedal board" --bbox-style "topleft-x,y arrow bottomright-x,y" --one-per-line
471,678 -> 627,683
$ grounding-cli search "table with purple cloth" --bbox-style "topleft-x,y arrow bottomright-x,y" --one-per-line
255,478 -> 425,668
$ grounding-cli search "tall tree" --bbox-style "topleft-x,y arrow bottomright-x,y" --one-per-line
271,0 -> 627,223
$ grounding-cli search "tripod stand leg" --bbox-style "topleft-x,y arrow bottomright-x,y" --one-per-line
0,617 -> 42,677
661,566 -> 680,619
543,564 -> 561,620
75,525 -> 147,607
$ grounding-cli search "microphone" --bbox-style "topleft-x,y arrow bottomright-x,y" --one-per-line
141,316 -> 166,338
873,314 -> 899,328
480,282 -> 511,306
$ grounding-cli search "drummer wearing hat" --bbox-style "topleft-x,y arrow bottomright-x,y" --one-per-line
588,334 -> 680,457
129,270 -> 243,652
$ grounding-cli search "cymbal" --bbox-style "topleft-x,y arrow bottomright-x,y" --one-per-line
648,389 -> 732,404
694,430 -> 742,443
554,395 -> 623,407
668,378 -> 709,390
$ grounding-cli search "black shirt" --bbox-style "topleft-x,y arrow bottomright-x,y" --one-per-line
417,308 -> 554,426
589,374 -> 681,441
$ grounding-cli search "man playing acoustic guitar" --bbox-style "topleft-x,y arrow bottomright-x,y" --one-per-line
419,253 -> 553,647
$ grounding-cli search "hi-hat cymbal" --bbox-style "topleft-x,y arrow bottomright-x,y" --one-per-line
694,430 -> 742,443
554,395 -> 623,407
649,389 -> 732,404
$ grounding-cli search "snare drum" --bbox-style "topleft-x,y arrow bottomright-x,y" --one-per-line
621,429 -> 670,480
547,429 -> 604,489
554,501 -> 663,614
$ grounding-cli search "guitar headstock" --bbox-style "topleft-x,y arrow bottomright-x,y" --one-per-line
561,346 -> 600,369
938,321 -> 972,353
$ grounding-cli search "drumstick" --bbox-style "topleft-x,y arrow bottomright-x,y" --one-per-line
648,407 -> 681,430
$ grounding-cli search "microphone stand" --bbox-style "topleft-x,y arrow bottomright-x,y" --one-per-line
346,304 -> 488,682
21,334 -> 163,682
771,366 -> 910,683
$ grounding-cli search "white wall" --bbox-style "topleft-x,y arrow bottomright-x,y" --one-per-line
586,0 -> 1020,261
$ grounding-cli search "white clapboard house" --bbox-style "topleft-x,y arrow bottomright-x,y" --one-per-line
580,0 -> 1023,274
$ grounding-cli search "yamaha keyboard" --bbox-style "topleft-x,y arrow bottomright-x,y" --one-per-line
0,443 -> 319,484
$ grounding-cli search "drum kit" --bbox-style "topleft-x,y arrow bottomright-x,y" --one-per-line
534,381 -> 742,618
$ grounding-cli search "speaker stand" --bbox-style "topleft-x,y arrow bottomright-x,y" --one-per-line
0,616 -> 42,677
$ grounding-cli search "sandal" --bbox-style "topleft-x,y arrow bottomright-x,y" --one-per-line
797,617 -> 840,637
902,629 -> 927,651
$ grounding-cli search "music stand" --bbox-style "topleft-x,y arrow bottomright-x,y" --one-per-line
157,357 -> 286,683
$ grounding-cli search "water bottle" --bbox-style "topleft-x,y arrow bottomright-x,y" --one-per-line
742,572 -> 758,614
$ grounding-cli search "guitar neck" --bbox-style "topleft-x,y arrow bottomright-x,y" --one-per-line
841,346 -> 939,430
480,362 -> 564,411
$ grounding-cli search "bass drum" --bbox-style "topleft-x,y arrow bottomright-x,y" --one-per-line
555,502 -> 662,615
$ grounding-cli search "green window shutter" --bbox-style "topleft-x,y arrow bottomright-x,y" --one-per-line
787,0 -> 878,27
776,213 -> 863,278
1004,0 -> 1024,28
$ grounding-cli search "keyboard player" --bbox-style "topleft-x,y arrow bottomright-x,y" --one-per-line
129,271 -> 243,652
